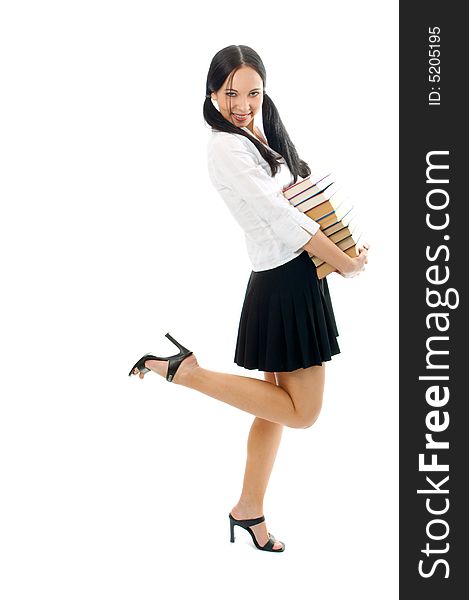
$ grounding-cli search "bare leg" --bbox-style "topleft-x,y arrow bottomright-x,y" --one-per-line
133,354 -> 325,429
132,355 -> 326,550
230,371 -> 284,550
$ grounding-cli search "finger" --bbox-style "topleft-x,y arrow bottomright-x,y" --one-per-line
139,372 -> 145,379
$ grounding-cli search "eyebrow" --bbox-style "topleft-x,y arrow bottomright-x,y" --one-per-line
225,87 -> 262,92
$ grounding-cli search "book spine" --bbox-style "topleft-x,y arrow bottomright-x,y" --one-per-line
283,172 -> 333,194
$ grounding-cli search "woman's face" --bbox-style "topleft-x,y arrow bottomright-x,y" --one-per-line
211,65 -> 264,132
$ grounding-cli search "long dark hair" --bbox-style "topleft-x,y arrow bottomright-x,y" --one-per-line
203,45 -> 311,183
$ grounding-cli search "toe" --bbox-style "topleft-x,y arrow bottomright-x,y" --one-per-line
269,534 -> 283,550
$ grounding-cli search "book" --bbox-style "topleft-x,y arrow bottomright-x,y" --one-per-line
311,225 -> 362,267
315,244 -> 361,279
283,171 -> 334,199
282,174 -> 364,278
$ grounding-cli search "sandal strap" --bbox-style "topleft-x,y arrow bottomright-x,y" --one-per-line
229,513 -> 265,527
262,533 -> 276,551
166,351 -> 193,382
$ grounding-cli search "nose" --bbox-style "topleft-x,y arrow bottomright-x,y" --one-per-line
234,100 -> 251,113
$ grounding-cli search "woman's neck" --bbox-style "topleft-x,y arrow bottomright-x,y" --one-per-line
242,124 -> 268,146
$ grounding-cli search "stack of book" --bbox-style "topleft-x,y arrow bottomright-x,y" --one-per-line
282,173 -> 363,278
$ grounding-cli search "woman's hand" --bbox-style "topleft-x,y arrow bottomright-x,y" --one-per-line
336,242 -> 370,278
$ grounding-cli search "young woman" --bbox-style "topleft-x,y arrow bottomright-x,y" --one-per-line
129,45 -> 369,553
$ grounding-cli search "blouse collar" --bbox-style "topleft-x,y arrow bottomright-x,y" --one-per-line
241,126 -> 285,162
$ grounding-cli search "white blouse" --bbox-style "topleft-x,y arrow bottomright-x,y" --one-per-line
206,126 -> 320,272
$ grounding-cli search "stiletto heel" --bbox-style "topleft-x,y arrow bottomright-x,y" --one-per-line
128,332 -> 193,382
228,513 -> 285,552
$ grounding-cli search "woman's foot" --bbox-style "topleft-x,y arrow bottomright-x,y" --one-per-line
131,353 -> 199,384
230,502 -> 283,550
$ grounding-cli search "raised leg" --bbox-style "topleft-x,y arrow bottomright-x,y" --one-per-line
134,353 -> 325,429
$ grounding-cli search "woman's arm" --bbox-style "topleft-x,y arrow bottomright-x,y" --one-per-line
302,229 -> 368,276
209,133 -> 320,252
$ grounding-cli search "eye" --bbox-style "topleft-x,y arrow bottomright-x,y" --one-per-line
225,91 -> 260,97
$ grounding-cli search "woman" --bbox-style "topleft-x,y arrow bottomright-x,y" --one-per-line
129,45 -> 369,553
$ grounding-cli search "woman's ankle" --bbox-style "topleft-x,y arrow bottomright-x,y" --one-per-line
232,497 -> 264,516
173,354 -> 200,385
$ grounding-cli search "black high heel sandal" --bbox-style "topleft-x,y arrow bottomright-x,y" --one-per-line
229,513 -> 285,552
128,332 -> 193,382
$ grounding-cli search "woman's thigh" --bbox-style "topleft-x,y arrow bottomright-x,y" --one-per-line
263,371 -> 278,386
275,363 -> 326,428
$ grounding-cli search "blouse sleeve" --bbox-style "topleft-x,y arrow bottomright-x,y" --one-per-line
210,134 -> 320,252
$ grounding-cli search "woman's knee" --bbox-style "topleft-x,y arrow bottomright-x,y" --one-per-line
275,365 -> 325,429
290,401 -> 323,429
300,408 -> 322,428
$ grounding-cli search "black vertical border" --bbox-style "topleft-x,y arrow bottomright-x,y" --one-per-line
400,2 -> 467,597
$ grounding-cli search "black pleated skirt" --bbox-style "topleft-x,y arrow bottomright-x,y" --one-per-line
234,250 -> 340,372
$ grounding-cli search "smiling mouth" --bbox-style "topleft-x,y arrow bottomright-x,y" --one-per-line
232,112 -> 251,121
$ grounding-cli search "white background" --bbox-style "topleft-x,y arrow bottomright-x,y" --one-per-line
0,1 -> 398,598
